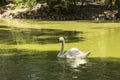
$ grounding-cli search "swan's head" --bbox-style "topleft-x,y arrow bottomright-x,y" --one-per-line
59,37 -> 64,41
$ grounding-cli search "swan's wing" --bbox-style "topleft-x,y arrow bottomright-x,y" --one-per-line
81,50 -> 92,58
65,48 -> 84,58
77,50 -> 92,58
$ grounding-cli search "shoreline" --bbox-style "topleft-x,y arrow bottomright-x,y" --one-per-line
0,2 -> 118,20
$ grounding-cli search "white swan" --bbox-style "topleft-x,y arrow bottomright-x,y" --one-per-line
57,37 -> 92,58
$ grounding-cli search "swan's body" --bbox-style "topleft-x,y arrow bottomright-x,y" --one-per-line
58,37 -> 92,59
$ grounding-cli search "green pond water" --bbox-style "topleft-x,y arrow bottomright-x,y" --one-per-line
0,19 -> 120,80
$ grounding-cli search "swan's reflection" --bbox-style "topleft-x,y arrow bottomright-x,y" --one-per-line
58,58 -> 87,79
66,58 -> 87,68
58,58 -> 87,68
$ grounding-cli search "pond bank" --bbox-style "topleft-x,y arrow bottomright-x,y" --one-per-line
0,2 -> 118,20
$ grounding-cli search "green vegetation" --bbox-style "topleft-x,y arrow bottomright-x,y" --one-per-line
0,0 -> 120,20
0,0 -> 119,8
12,0 -> 37,8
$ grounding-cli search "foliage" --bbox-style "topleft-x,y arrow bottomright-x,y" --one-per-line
26,0 -> 36,7
0,0 -> 7,6
104,0 -> 112,5
13,0 -> 36,8
104,0 -> 120,6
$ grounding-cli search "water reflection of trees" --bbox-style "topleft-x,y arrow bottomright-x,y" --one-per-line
30,28 -> 85,44
0,49 -> 120,80
0,49 -> 87,80
0,25 -> 85,45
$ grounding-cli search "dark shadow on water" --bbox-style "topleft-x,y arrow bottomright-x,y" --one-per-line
0,29 -> 17,44
0,49 -> 59,80
0,48 -> 120,80
0,49 -> 58,60
30,28 -> 84,44
0,25 -> 10,28
0,25 -> 85,44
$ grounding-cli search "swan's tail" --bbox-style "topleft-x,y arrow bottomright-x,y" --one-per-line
83,50 -> 92,58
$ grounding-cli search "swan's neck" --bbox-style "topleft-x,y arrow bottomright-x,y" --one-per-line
58,40 -> 65,57
61,40 -> 65,54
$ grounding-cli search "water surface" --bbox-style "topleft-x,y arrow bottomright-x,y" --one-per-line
0,19 -> 120,80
